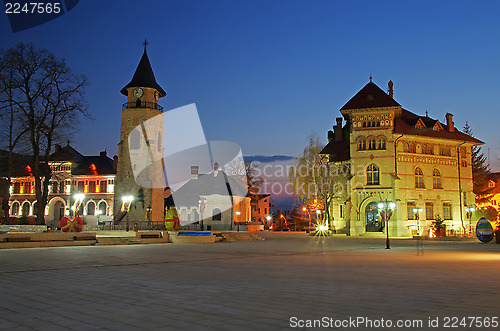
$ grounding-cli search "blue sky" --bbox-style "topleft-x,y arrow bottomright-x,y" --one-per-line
1,0 -> 500,168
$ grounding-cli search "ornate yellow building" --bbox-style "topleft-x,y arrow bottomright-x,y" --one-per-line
321,79 -> 482,237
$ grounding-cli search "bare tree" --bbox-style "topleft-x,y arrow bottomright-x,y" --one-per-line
289,133 -> 350,226
0,43 -> 89,224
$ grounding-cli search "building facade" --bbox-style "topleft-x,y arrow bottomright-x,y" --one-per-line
320,80 -> 482,237
6,143 -> 115,226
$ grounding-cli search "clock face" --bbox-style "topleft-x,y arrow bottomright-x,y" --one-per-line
133,88 -> 144,99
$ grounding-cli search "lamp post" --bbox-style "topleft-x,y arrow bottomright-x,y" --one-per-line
465,206 -> 475,235
122,196 -> 133,231
236,210 -> 241,232
146,205 -> 152,229
412,208 -> 423,236
378,201 -> 396,249
72,193 -> 85,218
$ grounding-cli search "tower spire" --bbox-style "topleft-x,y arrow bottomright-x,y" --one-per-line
143,38 -> 149,51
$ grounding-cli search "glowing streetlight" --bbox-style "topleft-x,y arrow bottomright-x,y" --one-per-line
378,201 -> 396,249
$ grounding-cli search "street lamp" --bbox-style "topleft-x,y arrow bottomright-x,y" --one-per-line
465,206 -> 475,235
378,201 -> 396,249
412,208 -> 423,235
236,210 -> 241,232
303,207 -> 312,228
72,193 -> 85,217
122,195 -> 133,231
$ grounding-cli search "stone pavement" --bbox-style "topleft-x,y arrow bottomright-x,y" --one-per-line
0,233 -> 499,330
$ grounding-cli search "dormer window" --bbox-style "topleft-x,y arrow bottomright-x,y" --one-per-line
433,121 -> 443,131
415,118 -> 426,129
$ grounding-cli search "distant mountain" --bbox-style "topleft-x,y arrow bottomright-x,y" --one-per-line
244,155 -> 295,163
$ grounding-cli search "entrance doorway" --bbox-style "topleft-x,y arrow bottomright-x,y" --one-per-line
365,202 -> 382,232
53,201 -> 64,222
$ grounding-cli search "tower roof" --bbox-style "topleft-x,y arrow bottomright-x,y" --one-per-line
120,49 -> 166,97
340,81 -> 400,110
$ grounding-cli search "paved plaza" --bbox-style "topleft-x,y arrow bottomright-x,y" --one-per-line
0,233 -> 499,330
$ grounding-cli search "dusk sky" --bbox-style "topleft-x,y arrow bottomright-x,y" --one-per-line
1,0 -> 500,168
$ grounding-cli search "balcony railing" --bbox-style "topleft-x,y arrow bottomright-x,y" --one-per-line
122,101 -> 163,112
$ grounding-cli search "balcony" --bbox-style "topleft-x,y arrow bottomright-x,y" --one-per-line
122,101 -> 163,112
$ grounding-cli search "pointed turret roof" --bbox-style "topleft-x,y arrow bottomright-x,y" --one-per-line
120,48 -> 166,97
340,81 -> 400,110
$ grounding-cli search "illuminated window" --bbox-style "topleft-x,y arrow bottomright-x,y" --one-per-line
433,169 -> 442,189
366,164 -> 379,185
368,139 -> 376,150
11,202 -> 19,216
378,138 -> 386,150
358,139 -> 366,151
407,201 -> 416,220
443,203 -> 452,220
98,201 -> 107,216
415,167 -> 424,188
212,208 -> 222,221
425,202 -> 434,220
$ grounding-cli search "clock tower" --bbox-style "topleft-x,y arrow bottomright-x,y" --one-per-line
114,46 -> 166,225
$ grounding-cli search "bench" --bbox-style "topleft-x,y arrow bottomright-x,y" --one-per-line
140,233 -> 161,239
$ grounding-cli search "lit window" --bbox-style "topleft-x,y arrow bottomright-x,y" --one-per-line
415,167 -> 424,188
443,203 -> 452,220
378,138 -> 386,150
11,202 -> 20,216
87,201 -> 95,216
425,202 -> 434,220
358,139 -> 366,151
366,164 -> 379,185
433,169 -> 441,189
407,202 -> 416,220
368,139 -> 376,150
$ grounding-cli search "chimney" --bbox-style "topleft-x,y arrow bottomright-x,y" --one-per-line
213,162 -> 219,176
100,150 -> 107,157
191,165 -> 199,179
388,80 -> 394,99
445,113 -> 454,132
113,155 -> 118,170
327,130 -> 334,143
334,117 -> 343,142
54,144 -> 62,153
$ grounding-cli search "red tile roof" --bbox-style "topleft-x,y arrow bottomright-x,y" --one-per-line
319,140 -> 350,161
340,82 -> 400,110
395,109 -> 483,144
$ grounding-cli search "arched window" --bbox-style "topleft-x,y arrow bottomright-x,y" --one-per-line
22,202 -> 30,216
11,202 -> 20,216
130,129 -> 141,150
415,167 -> 424,188
358,139 -> 366,151
433,169 -> 442,189
59,181 -> 65,194
408,143 -> 416,153
212,208 -> 222,221
366,164 -> 379,185
87,201 -> 95,215
368,139 -> 376,150
378,138 -> 386,150
32,201 -> 37,215
52,182 -> 58,194
98,201 -> 107,216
